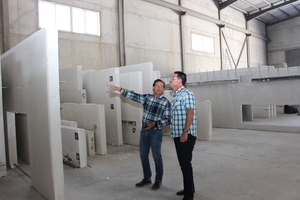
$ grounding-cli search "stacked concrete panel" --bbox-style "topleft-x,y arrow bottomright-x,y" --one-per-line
82,68 -> 123,146
118,62 -> 162,145
120,71 -> 143,146
60,65 -> 87,104
61,119 -> 95,156
61,126 -> 87,168
61,103 -> 106,155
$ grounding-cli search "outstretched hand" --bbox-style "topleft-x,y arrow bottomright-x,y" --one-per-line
107,84 -> 120,92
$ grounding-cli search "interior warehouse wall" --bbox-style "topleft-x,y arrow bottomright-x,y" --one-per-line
267,16 -> 300,68
0,0 -> 268,74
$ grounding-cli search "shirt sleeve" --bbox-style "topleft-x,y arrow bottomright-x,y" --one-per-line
122,89 -> 146,104
157,100 -> 171,128
184,91 -> 196,110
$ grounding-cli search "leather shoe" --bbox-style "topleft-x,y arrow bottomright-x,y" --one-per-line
176,190 -> 184,195
135,179 -> 151,187
182,196 -> 194,200
151,181 -> 161,189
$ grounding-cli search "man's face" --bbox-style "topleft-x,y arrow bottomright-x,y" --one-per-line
153,81 -> 164,96
169,74 -> 181,88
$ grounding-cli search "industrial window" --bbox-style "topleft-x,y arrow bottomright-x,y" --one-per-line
191,33 -> 214,53
38,0 -> 100,36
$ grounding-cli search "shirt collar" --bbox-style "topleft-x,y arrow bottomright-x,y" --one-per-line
174,86 -> 185,94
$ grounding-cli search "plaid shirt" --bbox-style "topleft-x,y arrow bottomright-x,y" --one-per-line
170,86 -> 197,138
122,89 -> 171,129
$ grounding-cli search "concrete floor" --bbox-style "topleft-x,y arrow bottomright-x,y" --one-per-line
1,127 -> 300,200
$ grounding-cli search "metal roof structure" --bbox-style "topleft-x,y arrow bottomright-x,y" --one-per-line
218,0 -> 300,26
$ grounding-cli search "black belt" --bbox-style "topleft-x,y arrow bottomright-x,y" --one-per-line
142,123 -> 158,130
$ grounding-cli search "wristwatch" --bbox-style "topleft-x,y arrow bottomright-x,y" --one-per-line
183,128 -> 189,132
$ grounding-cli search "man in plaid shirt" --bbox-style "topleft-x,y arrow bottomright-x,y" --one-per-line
169,71 -> 197,200
107,79 -> 171,190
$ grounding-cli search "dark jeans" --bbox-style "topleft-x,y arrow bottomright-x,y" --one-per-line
174,134 -> 196,197
139,129 -> 163,182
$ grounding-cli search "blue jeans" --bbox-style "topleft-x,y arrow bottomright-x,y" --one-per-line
139,129 -> 163,182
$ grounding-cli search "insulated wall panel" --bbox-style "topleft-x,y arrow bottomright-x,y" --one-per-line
61,103 -> 107,155
61,126 -> 87,168
82,69 -> 122,146
1,28 -> 64,200
120,72 -> 143,146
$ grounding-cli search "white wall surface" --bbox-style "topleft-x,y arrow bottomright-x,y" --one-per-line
267,16 -> 300,67
1,0 -> 268,75
1,27 -> 64,200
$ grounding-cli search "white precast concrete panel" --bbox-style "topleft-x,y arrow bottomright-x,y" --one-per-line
196,100 -> 212,141
1,28 -> 64,199
119,62 -> 154,93
59,65 -> 86,104
59,65 -> 83,90
60,89 -> 87,104
61,103 -> 107,155
120,71 -> 143,146
61,126 -> 87,168
82,69 -> 123,146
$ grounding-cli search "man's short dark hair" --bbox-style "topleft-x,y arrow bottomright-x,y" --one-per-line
174,71 -> 187,86
153,79 -> 165,88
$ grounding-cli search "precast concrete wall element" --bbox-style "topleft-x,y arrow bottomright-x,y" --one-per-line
118,62 -> 161,145
120,71 -> 143,146
82,68 -> 123,146
59,65 -> 87,104
119,62 -> 154,93
1,28 -> 65,200
186,66 -> 300,133
61,126 -> 87,168
196,100 -> 212,141
61,103 -> 107,155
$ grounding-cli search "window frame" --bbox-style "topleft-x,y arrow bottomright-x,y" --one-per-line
38,0 -> 100,36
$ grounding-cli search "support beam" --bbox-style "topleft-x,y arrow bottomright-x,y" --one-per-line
179,0 -> 185,72
246,0 -> 298,21
118,0 -> 126,66
143,0 -> 267,41
219,0 -> 238,10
